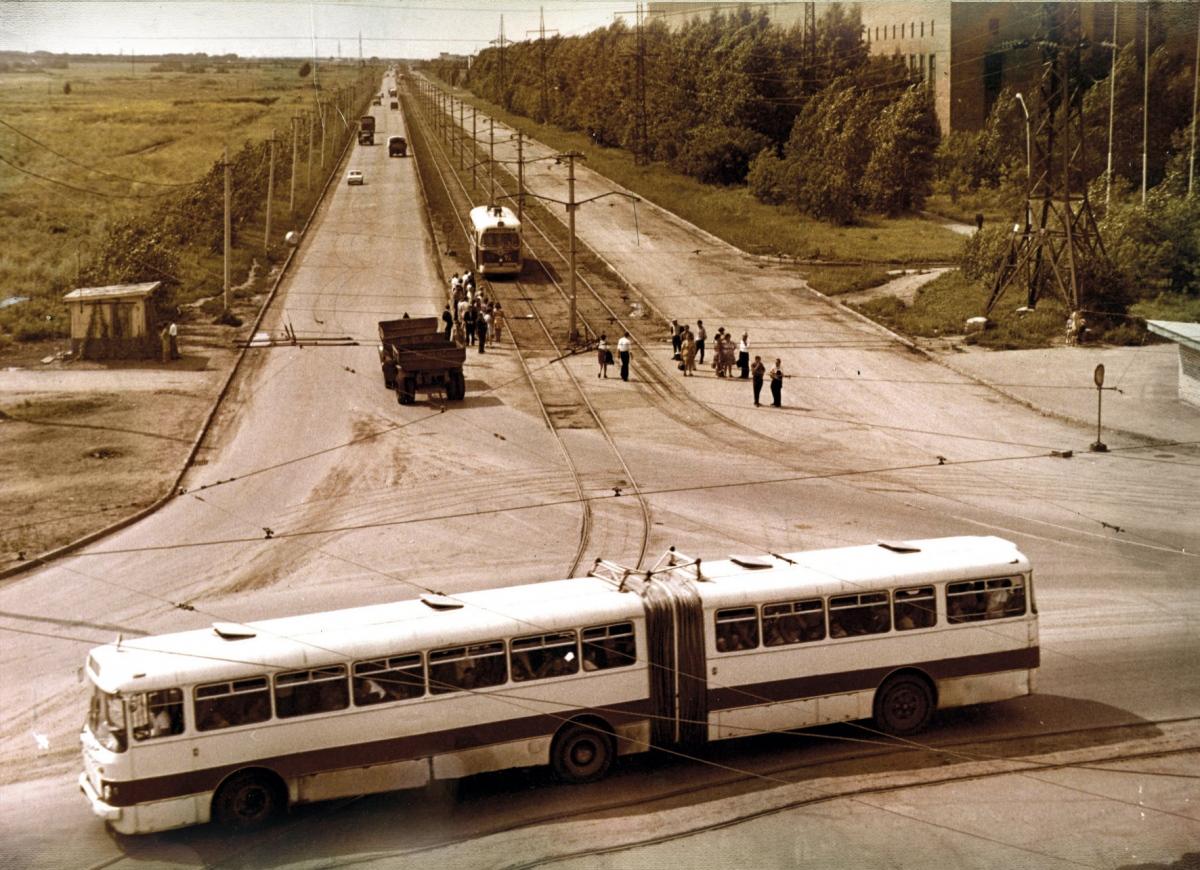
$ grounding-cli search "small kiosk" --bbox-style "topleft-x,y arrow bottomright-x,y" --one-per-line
1147,320 -> 1200,409
63,282 -> 162,360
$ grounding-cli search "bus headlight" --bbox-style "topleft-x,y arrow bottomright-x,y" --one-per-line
102,784 -> 113,801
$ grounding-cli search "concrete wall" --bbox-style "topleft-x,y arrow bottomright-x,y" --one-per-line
860,1 -> 952,133
1180,345 -> 1200,409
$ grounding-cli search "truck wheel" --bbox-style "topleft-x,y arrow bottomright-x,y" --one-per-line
398,376 -> 415,405
449,370 -> 465,400
382,364 -> 397,390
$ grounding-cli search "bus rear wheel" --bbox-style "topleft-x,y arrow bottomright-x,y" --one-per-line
874,674 -> 934,736
552,722 -> 614,784
213,770 -> 285,830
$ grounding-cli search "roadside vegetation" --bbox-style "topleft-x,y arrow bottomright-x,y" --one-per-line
0,55 -> 381,354
428,6 -> 1198,348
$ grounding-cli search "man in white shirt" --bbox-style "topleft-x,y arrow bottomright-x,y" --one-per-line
617,332 -> 632,381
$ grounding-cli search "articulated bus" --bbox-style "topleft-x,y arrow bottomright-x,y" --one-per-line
469,204 -> 522,277
80,536 -> 1037,834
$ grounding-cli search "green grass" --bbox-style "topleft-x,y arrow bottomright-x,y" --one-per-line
801,265 -> 895,296
0,60 -> 376,341
433,80 -> 965,265
852,270 -> 1069,349
924,189 -> 1017,229
1131,292 -> 1200,324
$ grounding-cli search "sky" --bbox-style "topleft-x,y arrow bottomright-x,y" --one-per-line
0,0 -> 633,59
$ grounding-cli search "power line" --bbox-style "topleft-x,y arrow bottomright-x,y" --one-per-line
0,151 -> 179,200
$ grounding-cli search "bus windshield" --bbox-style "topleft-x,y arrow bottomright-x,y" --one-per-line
87,685 -> 127,753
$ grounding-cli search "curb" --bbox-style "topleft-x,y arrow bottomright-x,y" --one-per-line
0,110 -> 366,583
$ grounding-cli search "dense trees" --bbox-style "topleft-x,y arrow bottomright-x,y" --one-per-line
431,5 -> 936,220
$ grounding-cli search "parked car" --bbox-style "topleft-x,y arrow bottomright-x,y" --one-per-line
347,169 -> 364,186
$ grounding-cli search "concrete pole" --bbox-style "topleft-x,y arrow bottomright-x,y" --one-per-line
306,111 -> 313,189
264,133 -> 276,252
289,116 -> 298,215
223,146 -> 231,314
458,98 -> 464,170
567,152 -> 578,343
319,100 -> 326,168
472,111 -> 478,190
1105,3 -> 1118,210
1142,3 -> 1150,205
489,116 -> 495,204
1189,2 -> 1199,196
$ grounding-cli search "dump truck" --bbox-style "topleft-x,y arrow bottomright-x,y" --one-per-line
358,115 -> 376,145
378,316 -> 466,404
388,135 -> 407,157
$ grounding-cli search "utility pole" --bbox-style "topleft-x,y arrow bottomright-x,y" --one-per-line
472,110 -> 478,190
564,151 -> 583,344
1142,2 -> 1150,205
318,99 -> 326,167
527,8 -> 558,123
489,115 -> 495,204
1105,3 -> 1118,210
458,99 -> 465,170
1189,2 -> 1199,196
491,16 -> 508,107
264,132 -> 276,252
516,131 -> 524,225
289,116 -> 299,215
223,146 -> 231,315
634,2 -> 647,163
306,111 -> 314,189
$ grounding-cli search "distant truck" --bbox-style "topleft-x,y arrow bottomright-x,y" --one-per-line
358,115 -> 376,146
378,317 -> 466,404
388,136 -> 407,157
388,86 -> 397,97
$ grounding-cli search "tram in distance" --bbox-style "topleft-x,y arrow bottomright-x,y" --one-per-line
469,204 -> 522,277
80,535 -> 1038,834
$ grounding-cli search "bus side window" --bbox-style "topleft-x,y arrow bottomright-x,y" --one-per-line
511,631 -> 579,683
353,654 -> 425,706
893,586 -> 936,631
429,642 -> 507,693
275,666 -> 349,719
715,607 -> 759,652
947,580 -> 990,623
763,599 -> 825,646
131,688 -> 185,741
582,622 -> 636,671
829,593 -> 891,638
195,677 -> 272,731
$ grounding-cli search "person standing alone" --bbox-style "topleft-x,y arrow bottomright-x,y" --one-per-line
737,332 -> 750,379
769,358 -> 784,407
750,355 -> 765,406
617,332 -> 632,381
696,320 -> 707,364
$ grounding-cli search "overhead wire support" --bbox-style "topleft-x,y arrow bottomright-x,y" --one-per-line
526,7 -> 559,125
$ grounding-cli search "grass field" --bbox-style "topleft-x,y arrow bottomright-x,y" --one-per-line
432,78 -> 966,267
0,58 -> 377,346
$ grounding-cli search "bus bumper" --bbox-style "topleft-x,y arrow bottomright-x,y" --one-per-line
79,773 -> 122,823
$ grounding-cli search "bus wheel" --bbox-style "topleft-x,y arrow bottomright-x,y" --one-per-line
213,770 -> 285,830
874,674 -> 934,736
551,722 -> 613,784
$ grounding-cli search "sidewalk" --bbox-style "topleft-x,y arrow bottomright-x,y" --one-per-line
932,343 -> 1200,446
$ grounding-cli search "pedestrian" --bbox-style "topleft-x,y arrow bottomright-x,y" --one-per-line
442,304 -> 453,340
737,332 -> 750,379
489,302 -> 503,343
696,320 -> 707,364
477,307 -> 489,353
750,355 -> 765,406
464,303 -> 477,344
597,333 -> 610,378
769,358 -> 784,407
681,328 -> 697,376
456,294 -> 468,325
159,324 -> 171,364
167,321 -> 180,359
671,319 -> 685,360
713,333 -> 725,377
617,331 -> 632,381
452,315 -> 465,346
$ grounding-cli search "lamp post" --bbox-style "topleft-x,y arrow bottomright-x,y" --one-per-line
1014,92 -> 1032,230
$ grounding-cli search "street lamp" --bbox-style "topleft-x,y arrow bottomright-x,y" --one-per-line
1014,92 -> 1032,230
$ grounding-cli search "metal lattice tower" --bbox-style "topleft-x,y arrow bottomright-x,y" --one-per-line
634,1 -> 649,164
803,1 -> 817,69
986,3 -> 1109,317
527,7 -> 559,124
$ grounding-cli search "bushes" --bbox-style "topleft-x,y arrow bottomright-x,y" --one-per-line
672,124 -> 770,186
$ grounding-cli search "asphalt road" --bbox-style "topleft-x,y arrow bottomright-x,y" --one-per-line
1,75 -> 1197,868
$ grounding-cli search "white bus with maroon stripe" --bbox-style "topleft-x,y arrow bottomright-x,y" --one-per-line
80,535 -> 1037,834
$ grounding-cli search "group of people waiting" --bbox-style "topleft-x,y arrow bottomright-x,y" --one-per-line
669,320 -> 784,407
443,271 -> 504,354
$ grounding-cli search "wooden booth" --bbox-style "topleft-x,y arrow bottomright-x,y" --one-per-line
63,282 -> 162,360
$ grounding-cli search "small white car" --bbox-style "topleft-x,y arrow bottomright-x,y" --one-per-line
347,169 -> 364,186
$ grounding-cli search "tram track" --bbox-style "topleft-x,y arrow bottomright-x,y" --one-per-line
402,79 -> 652,575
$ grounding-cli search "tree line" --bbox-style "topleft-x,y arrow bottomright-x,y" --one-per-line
429,5 -> 939,225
